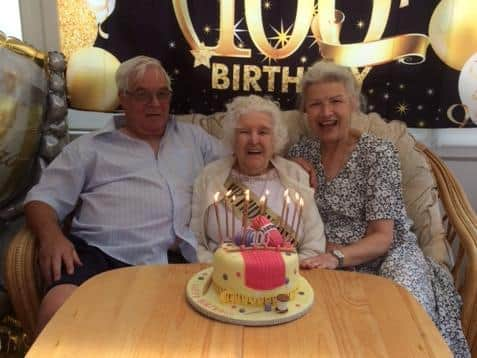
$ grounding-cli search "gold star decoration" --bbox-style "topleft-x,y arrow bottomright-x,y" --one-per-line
395,102 -> 408,115
313,2 -> 319,16
190,43 -> 216,68
270,20 -> 293,48
204,25 -> 211,34
264,1 -> 272,10
356,20 -> 365,29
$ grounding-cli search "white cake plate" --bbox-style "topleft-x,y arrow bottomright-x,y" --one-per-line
186,267 -> 314,326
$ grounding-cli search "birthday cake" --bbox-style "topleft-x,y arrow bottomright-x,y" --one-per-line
212,216 -> 298,310
186,216 -> 314,325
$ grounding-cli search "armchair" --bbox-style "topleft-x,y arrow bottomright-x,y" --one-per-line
2,64 -> 476,354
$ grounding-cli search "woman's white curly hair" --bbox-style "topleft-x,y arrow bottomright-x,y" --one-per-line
222,95 -> 288,155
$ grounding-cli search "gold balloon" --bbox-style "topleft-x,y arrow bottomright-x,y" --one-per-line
429,0 -> 477,70
66,47 -> 120,112
57,0 -> 98,59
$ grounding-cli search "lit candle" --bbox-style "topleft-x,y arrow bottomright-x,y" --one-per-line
284,196 -> 290,231
280,188 -> 289,226
224,190 -> 232,238
242,189 -> 250,229
231,195 -> 236,239
214,192 -> 223,244
295,197 -> 304,243
263,189 -> 270,216
259,195 -> 266,216
291,192 -> 300,231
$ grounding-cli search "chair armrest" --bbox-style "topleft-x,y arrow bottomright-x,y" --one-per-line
4,226 -> 43,340
418,143 -> 477,353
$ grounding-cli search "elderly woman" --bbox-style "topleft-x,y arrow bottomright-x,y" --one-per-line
191,95 -> 325,264
288,60 -> 469,356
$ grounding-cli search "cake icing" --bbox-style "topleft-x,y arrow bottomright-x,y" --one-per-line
211,215 -> 300,308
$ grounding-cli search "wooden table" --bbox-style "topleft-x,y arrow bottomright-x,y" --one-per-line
27,264 -> 451,357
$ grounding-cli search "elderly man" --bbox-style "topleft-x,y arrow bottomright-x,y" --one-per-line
24,56 -> 224,334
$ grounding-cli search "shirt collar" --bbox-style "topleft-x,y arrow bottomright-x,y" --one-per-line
92,114 -> 177,137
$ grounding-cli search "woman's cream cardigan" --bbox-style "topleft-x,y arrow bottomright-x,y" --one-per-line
190,155 -> 326,262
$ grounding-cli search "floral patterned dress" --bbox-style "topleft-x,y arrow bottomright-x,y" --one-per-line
288,133 -> 470,357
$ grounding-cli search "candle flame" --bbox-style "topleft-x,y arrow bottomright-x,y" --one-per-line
226,189 -> 232,197
245,189 -> 250,201
300,197 -> 304,206
259,195 -> 266,203
286,196 -> 290,204
232,195 -> 236,202
283,188 -> 289,198
214,192 -> 220,202
265,189 -> 270,196
294,192 -> 300,201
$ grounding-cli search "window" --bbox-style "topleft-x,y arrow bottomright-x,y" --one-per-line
0,1 -> 22,39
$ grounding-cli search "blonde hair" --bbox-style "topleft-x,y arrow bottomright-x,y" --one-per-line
299,60 -> 362,111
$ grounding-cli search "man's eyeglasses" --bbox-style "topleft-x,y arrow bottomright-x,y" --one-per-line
125,89 -> 172,104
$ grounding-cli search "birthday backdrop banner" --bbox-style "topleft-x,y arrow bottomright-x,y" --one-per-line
58,0 -> 477,128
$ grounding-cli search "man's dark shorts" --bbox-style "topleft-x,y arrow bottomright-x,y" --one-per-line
49,236 -> 187,291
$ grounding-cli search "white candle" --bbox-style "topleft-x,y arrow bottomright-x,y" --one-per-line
214,192 -> 223,244
242,189 -> 250,229
259,195 -> 266,216
295,197 -> 304,243
291,192 -> 300,231
224,190 -> 232,238
231,195 -> 236,239
264,189 -> 270,216
280,188 -> 289,226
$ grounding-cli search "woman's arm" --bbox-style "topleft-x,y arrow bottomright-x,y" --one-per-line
300,219 -> 393,269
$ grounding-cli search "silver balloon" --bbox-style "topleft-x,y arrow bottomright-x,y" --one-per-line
46,93 -> 68,124
49,72 -> 66,92
0,48 -> 47,208
47,51 -> 66,72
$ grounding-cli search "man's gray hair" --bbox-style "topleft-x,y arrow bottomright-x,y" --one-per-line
115,56 -> 172,92
299,60 -> 362,111
222,95 -> 288,155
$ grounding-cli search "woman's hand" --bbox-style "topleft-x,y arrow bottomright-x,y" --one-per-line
300,253 -> 339,270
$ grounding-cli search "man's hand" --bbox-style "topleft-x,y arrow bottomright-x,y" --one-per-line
291,157 -> 318,190
38,234 -> 82,286
300,253 -> 339,270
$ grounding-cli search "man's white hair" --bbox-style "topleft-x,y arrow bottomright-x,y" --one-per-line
116,56 -> 172,92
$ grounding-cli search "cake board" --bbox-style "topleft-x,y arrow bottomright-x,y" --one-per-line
186,267 -> 314,326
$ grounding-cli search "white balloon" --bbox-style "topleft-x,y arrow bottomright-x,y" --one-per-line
458,52 -> 477,124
